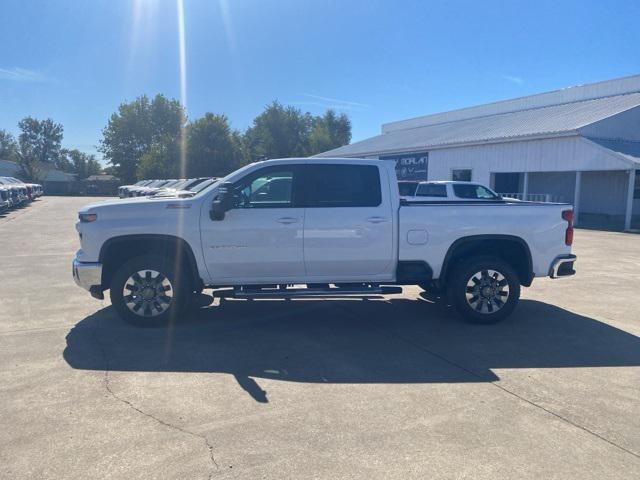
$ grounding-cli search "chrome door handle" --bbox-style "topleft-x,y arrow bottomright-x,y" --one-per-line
276,217 -> 299,224
366,216 -> 389,224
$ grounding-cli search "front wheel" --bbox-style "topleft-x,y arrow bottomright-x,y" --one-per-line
449,256 -> 520,324
110,254 -> 192,327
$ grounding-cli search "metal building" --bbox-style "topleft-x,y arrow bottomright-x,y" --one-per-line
316,75 -> 640,230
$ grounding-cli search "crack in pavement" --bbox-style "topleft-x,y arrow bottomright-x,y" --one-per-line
337,302 -> 640,462
91,317 -> 219,478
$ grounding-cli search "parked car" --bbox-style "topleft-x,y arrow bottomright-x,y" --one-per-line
398,180 -> 420,200
73,158 -> 576,327
0,176 -> 43,201
151,178 -> 219,199
0,186 -> 10,212
407,181 -> 502,201
129,179 -> 180,197
118,180 -> 154,198
157,177 -> 211,194
0,178 -> 27,206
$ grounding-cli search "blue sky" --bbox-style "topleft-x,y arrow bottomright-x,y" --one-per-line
1,0 -> 639,160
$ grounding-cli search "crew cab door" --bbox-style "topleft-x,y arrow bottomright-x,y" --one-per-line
201,165 -> 305,282
302,164 -> 395,279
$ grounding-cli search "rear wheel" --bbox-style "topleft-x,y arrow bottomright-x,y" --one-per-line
449,256 -> 520,324
110,254 -> 192,327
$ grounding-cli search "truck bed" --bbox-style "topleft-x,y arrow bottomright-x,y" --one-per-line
399,200 -> 573,279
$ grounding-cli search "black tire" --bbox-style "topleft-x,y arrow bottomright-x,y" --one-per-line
448,256 -> 520,324
110,254 -> 192,327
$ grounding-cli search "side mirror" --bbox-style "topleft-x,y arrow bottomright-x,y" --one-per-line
210,182 -> 235,221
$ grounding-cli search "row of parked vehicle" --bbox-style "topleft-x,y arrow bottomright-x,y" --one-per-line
0,176 -> 44,213
117,177 -> 218,199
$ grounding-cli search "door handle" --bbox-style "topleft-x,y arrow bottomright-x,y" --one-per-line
366,216 -> 389,224
276,217 -> 299,224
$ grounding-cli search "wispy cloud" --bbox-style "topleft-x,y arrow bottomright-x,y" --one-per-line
502,75 -> 524,85
296,93 -> 371,110
0,67 -> 47,82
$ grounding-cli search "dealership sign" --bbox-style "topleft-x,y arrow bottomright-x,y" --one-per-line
380,152 -> 429,180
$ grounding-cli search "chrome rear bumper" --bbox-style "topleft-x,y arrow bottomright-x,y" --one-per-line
549,254 -> 577,279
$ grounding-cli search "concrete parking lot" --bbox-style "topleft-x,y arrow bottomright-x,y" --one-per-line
1,196 -> 639,479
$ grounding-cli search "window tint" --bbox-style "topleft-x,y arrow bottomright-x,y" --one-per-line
452,169 -> 472,182
234,168 -> 294,208
306,164 -> 381,207
415,184 -> 447,197
453,184 -> 499,199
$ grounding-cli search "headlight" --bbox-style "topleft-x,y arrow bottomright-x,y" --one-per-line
79,213 -> 97,223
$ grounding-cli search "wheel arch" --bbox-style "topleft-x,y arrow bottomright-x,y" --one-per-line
99,234 -> 202,291
439,235 -> 534,287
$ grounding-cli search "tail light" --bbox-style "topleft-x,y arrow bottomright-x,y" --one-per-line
562,209 -> 574,246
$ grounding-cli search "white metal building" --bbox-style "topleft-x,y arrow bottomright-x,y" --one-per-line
317,75 -> 640,230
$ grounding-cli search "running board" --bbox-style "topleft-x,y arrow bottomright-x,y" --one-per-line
212,285 -> 403,299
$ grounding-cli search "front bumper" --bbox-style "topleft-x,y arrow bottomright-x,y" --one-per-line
72,257 -> 104,298
549,254 -> 577,279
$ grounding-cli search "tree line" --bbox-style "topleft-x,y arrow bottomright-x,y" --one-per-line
99,94 -> 352,183
0,95 -> 352,184
0,119 -> 101,182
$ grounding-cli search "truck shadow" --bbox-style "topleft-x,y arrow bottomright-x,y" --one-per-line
63,297 -> 640,403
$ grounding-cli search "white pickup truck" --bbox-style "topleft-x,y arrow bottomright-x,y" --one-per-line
73,158 -> 576,326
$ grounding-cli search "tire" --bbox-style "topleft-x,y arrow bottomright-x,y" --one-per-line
110,254 -> 192,327
448,256 -> 520,324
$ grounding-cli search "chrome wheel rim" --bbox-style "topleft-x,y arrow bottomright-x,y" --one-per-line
122,269 -> 173,317
465,269 -> 509,314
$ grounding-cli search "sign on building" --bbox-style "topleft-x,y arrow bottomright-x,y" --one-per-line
380,152 -> 429,180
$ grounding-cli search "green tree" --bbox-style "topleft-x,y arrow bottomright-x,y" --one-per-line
15,140 -> 43,183
309,109 -> 351,155
60,148 -> 102,179
136,137 -> 180,180
244,101 -> 313,159
99,94 -> 185,183
0,129 -> 18,161
186,113 -> 247,177
17,117 -> 63,165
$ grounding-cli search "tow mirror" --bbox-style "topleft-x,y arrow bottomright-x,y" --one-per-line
210,182 -> 235,221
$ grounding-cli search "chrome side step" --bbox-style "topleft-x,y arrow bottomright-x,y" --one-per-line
212,285 -> 403,299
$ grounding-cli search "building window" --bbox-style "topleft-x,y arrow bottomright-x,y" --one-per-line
451,169 -> 472,182
634,170 -> 640,199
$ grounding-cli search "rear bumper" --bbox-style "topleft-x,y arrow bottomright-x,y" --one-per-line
549,254 -> 576,279
72,257 -> 104,298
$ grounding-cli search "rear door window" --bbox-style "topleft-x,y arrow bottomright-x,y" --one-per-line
304,164 -> 381,207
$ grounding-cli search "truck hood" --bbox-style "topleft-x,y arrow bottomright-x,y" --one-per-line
78,196 -> 197,218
